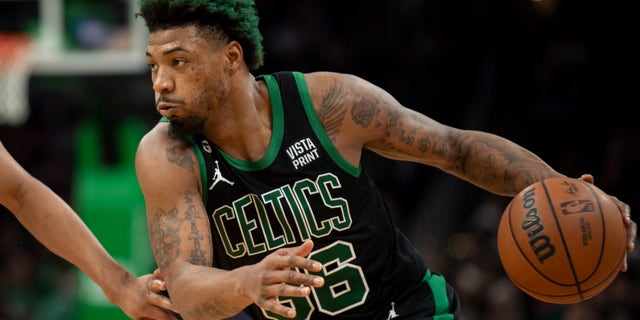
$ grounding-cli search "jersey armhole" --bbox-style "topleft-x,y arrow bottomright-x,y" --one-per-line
187,136 -> 209,207
292,71 -> 361,177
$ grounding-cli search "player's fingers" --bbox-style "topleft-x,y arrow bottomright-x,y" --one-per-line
295,239 -> 314,257
153,268 -> 165,281
263,269 -> 323,288
149,278 -> 168,293
626,219 -> 637,253
145,274 -> 178,314
612,196 -> 631,223
148,291 -> 179,314
253,269 -> 322,298
611,196 -> 636,252
578,174 -> 594,184
266,253 -> 322,274
620,254 -> 628,272
262,282 -> 313,298
273,240 -> 315,259
256,296 -> 298,319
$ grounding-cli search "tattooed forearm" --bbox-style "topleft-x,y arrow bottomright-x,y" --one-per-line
150,191 -> 212,269
454,131 -> 558,195
165,146 -> 195,172
150,206 -> 183,270
185,300 -> 228,319
186,292 -> 237,318
184,192 -> 211,266
417,136 -> 438,155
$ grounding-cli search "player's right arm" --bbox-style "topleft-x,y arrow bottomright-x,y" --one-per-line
135,122 -> 324,320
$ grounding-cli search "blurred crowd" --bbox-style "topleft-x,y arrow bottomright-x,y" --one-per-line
1,0 -> 638,319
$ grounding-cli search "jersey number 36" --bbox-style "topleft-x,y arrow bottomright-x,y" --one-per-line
262,241 -> 370,319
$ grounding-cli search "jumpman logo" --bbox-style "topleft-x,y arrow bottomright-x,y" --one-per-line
387,302 -> 399,319
209,160 -> 235,190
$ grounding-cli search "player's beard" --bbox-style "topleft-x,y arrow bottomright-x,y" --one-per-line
168,116 -> 205,141
167,81 -> 219,141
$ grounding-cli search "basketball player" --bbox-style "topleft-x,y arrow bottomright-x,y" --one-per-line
0,141 -> 180,320
134,1 -> 637,319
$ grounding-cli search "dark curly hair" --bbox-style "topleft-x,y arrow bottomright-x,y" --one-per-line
136,0 -> 264,70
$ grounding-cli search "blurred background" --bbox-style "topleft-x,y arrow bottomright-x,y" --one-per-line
0,0 -> 637,319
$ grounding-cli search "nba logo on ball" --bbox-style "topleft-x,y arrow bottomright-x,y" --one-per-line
497,177 -> 627,304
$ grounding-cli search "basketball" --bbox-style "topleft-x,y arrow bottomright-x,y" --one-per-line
497,177 -> 627,304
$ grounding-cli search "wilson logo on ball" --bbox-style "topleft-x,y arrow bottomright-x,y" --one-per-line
520,187 -> 556,264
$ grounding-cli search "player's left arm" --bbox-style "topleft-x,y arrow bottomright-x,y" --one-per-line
307,71 -> 561,195
307,72 -> 636,269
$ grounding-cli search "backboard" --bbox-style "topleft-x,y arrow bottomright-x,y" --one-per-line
0,0 -> 149,75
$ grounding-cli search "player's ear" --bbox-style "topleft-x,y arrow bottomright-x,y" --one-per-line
226,41 -> 243,72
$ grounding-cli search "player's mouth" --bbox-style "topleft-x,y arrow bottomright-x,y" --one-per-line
158,104 -> 177,118
156,96 -> 184,118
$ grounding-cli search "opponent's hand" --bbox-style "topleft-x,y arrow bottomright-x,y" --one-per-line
149,267 -> 168,294
119,273 -> 181,320
146,268 -> 183,319
108,271 -> 180,320
244,239 -> 324,319
580,174 -> 637,271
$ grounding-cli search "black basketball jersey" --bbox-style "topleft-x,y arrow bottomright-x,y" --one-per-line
189,71 -> 433,319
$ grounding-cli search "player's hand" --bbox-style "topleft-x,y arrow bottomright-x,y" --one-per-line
110,271 -> 180,320
579,174 -> 637,272
244,239 -> 324,319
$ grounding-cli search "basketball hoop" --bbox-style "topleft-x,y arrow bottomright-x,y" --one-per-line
0,32 -> 31,126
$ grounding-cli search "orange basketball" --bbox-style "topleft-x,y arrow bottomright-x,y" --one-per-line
497,177 -> 627,304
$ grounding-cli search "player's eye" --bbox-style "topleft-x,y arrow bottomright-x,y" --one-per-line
172,59 -> 186,67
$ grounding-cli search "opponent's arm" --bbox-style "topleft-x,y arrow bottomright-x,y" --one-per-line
135,124 -> 324,320
0,141 -> 178,320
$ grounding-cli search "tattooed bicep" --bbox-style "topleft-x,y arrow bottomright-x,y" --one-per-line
317,75 -> 385,141
317,79 -> 348,142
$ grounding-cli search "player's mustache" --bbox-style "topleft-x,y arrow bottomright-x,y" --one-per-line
155,96 -> 186,107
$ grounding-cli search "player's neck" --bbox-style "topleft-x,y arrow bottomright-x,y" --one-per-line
203,93 -> 273,162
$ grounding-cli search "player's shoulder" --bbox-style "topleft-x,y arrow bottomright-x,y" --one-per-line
136,121 -> 192,160
298,71 -> 373,99
301,71 -> 361,85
